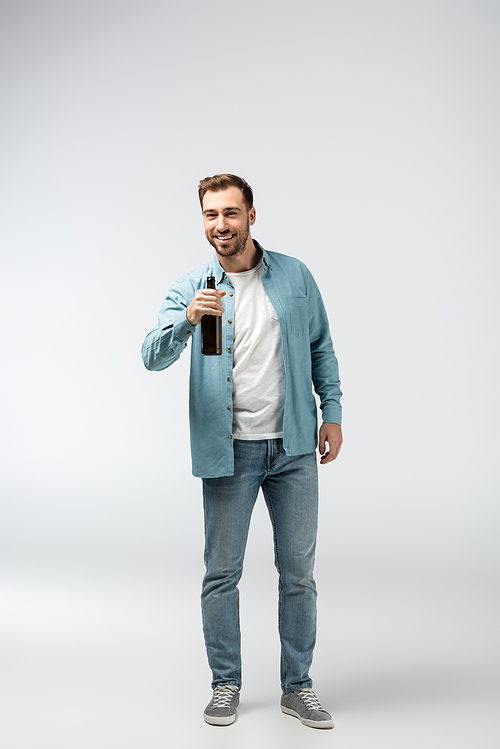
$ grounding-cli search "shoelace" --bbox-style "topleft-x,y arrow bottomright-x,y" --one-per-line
211,686 -> 237,708
298,689 -> 325,711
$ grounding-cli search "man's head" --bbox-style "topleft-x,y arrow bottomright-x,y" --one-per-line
199,174 -> 256,261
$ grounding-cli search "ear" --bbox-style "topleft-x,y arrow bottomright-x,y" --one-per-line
249,206 -> 256,226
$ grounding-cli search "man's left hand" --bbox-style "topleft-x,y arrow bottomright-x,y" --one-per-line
319,423 -> 343,465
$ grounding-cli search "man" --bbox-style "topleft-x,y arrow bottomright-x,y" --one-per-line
142,174 -> 342,729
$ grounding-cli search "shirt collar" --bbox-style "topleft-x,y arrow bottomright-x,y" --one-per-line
256,240 -> 272,270
211,253 -> 226,284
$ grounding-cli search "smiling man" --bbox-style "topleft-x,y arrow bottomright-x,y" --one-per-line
142,174 -> 342,729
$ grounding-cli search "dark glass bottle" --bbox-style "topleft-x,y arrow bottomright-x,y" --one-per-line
201,276 -> 222,355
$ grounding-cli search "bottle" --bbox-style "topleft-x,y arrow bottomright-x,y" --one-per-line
201,276 -> 222,355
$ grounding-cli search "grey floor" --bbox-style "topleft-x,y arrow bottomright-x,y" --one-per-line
1,555 -> 499,749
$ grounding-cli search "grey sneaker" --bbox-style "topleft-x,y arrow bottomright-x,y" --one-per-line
203,684 -> 240,726
281,688 -> 334,729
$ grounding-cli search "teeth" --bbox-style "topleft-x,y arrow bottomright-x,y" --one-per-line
217,235 -> 234,240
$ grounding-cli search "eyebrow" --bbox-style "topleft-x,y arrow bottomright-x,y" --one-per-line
203,206 -> 242,216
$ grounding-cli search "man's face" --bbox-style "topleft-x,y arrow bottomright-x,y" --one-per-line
202,186 -> 256,259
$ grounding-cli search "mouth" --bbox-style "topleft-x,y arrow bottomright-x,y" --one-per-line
215,234 -> 235,244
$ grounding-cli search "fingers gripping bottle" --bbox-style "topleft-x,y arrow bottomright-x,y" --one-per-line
201,276 -> 222,355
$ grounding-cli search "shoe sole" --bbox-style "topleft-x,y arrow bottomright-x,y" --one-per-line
203,712 -> 236,726
281,705 -> 334,729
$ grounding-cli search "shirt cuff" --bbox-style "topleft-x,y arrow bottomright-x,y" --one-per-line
321,405 -> 342,425
176,314 -> 196,339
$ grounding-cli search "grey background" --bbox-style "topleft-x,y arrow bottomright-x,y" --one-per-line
1,1 -> 499,747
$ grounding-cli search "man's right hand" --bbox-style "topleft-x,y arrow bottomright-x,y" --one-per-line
186,289 -> 226,326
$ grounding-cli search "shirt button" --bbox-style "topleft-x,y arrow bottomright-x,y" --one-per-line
227,348 -> 231,353
228,435 -> 232,439
170,348 -> 174,352
229,293 -> 233,297
228,319 -> 232,324
228,377 -> 231,381
228,406 -> 231,410
187,331 -> 192,335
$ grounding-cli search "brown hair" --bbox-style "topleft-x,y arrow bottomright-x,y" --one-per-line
198,174 -> 254,210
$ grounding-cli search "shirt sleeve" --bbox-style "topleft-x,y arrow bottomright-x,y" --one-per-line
141,279 -> 197,371
304,266 -> 343,425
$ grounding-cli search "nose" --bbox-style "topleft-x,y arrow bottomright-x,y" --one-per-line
216,213 -> 228,232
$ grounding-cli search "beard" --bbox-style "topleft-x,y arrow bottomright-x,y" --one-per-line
206,218 -> 250,258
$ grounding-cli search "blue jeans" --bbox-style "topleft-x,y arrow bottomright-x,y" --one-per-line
201,438 -> 318,693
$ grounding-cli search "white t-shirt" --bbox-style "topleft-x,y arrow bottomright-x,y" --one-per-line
226,260 -> 286,440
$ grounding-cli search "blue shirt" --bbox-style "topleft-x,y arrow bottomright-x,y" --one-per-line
142,242 -> 342,478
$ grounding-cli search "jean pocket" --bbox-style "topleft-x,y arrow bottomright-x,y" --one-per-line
286,296 -> 308,337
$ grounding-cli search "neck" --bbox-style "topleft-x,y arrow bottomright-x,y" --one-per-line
217,238 -> 261,273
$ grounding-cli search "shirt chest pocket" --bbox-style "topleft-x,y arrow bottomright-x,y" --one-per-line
286,296 -> 308,337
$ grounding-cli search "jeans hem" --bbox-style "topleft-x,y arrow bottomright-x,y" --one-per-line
211,680 -> 241,690
281,680 -> 313,694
